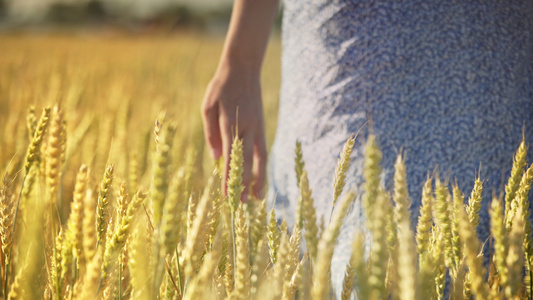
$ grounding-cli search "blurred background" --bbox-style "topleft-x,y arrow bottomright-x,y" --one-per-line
0,0 -> 281,188
0,0 -> 281,33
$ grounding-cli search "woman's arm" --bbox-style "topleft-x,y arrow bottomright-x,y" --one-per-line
201,0 -> 279,202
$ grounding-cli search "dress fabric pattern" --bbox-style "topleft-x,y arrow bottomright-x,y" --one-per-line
267,0 -> 533,295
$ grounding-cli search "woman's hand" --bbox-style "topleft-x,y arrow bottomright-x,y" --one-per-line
201,64 -> 267,202
201,0 -> 279,202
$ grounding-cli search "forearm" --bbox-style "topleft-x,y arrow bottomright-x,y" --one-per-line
218,0 -> 280,76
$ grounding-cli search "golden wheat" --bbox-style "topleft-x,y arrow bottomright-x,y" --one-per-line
0,34 -> 531,299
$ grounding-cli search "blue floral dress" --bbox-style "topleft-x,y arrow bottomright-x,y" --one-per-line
267,0 -> 533,295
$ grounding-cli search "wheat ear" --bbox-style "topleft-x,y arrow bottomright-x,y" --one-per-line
507,208 -> 526,299
60,165 -> 88,285
1,172 -> 16,300
24,107 -> 52,173
341,232 -> 365,300
183,176 -> 214,277
185,243 -> 221,299
45,105 -> 64,205
250,238 -> 269,296
416,176 -> 433,257
397,216 -> 418,300
281,224 -> 302,300
78,252 -> 103,300
96,164 -> 114,248
490,194 -> 508,295
267,208 -> 281,265
227,136 -> 244,214
1,173 -> 15,259
450,184 -> 464,276
160,171 -> 185,255
457,200 -> 489,300
251,198 -> 267,258
332,134 -> 356,215
272,231 -> 289,299
504,139 -> 527,228
102,189 -> 146,281
83,186 -> 97,262
393,153 -> 411,225
65,165 -> 88,261
151,121 -> 176,226
362,134 -> 382,221
295,140 -> 305,187
368,189 -> 392,299
26,105 -> 36,141
433,177 -> 455,271
466,177 -> 483,228
516,164 -> 533,270
10,107 -> 51,256
299,171 -> 319,261
115,182 -> 129,233
234,204 -> 251,299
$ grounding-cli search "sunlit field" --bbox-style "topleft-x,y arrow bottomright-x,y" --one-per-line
0,32 -> 532,300
0,32 -> 281,180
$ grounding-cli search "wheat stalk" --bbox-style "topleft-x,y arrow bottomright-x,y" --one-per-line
83,186 -> 97,263
294,140 -> 305,187
151,122 -> 176,226
102,189 -> 146,282
341,232 -> 365,300
433,177 -> 455,271
267,208 -> 280,265
457,199 -> 489,300
397,216 -> 418,300
24,107 -> 52,173
490,194 -> 508,296
96,164 -> 114,248
466,177 -> 483,228
234,204 -> 251,299
331,134 -> 356,216
312,191 -> 355,300
368,189 -> 391,299
26,105 -> 36,141
227,136 -> 244,214
183,176 -> 214,277
46,105 -> 64,205
160,171 -> 185,255
1,172 -> 15,300
299,171 -> 319,262
504,139 -> 527,228
250,198 -> 267,258
416,176 -> 432,257
507,207 -> 526,299
392,153 -> 410,226
450,184 -> 464,277
362,134 -> 382,221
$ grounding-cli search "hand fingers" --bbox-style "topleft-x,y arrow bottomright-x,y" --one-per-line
201,101 -> 222,160
220,116 -> 232,197
252,132 -> 267,199
241,130 -> 255,203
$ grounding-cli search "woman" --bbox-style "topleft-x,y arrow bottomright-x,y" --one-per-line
202,0 -> 533,294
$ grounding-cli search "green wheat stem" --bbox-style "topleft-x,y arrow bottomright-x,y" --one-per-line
119,254 -> 122,300
175,247 -> 183,296
3,258 -> 9,300
231,211 -> 237,291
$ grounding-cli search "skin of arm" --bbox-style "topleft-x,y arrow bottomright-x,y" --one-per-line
201,0 -> 280,202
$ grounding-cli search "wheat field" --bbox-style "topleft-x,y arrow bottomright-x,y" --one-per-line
0,33 -> 532,300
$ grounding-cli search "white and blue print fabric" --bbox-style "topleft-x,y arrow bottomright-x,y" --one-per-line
267,0 -> 533,295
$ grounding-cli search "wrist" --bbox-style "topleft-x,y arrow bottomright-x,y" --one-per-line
216,56 -> 261,81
